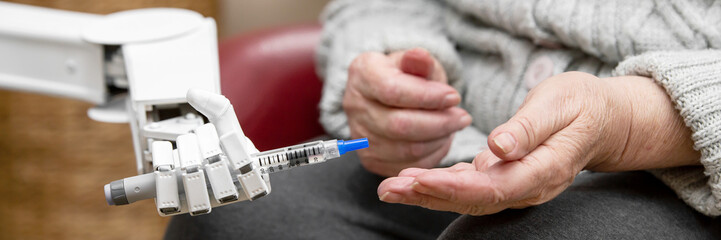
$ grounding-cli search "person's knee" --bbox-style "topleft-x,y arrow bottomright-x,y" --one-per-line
438,210 -> 544,240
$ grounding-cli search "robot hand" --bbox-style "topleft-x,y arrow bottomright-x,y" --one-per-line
104,89 -> 369,216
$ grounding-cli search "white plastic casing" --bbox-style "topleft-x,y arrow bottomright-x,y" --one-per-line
184,91 -> 268,200
155,170 -> 180,215
122,173 -> 156,203
196,123 -> 239,203
177,134 -> 202,169
182,170 -> 211,216
0,2 -> 104,104
82,8 -> 203,44
124,18 -> 220,175
152,141 -> 180,215
0,3 -> 222,176
172,149 -> 181,169
239,168 -> 269,200
152,141 -> 175,169
185,89 -> 256,171
220,131 -> 251,170
195,124 -> 222,159
205,160 -> 238,203
176,133 -> 211,215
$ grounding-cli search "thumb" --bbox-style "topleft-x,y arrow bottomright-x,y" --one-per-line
400,48 -> 437,80
487,91 -> 580,161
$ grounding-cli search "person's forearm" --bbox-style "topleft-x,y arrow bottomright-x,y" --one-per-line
587,76 -> 700,172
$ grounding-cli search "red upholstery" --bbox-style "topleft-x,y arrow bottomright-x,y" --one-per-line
219,24 -> 325,151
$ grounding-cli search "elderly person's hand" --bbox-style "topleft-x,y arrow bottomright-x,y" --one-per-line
377,72 -> 701,215
344,48 -> 471,177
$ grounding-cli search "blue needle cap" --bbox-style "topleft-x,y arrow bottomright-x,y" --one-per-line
337,138 -> 369,155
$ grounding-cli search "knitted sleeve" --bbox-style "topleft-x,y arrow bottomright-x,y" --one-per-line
441,0 -> 721,64
615,50 -> 721,216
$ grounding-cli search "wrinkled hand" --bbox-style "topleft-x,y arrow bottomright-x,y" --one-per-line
377,72 -> 699,215
344,48 -> 471,177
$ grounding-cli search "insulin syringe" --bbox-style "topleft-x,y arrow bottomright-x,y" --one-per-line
254,138 -> 367,174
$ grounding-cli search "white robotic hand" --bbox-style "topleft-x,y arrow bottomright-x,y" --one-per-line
104,89 -> 369,216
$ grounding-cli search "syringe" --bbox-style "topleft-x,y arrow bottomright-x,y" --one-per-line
253,138 -> 368,174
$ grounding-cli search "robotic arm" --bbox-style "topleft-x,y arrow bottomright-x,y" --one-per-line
0,2 -> 368,217
0,2 -> 219,174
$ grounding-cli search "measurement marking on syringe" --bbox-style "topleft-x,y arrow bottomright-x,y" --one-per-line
255,143 -> 334,170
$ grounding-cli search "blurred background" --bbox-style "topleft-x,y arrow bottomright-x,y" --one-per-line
0,0 -> 329,239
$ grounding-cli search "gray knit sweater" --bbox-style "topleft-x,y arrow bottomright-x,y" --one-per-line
315,0 -> 721,216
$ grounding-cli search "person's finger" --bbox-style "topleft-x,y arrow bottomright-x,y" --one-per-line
472,150 -> 503,172
377,176 -> 415,196
389,192 -> 510,216
486,73 -> 595,160
364,133 -> 451,162
395,48 -> 448,83
447,162 -> 477,172
393,152 -> 498,190
400,48 -> 435,79
355,99 -> 471,141
480,129 -> 586,207
410,146 -> 558,207
397,162 -> 475,178
349,118 -> 453,161
350,53 -> 459,109
378,174 -> 507,215
410,170 -> 500,205
398,168 -> 430,177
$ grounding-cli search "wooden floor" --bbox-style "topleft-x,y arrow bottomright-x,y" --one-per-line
0,90 -> 169,239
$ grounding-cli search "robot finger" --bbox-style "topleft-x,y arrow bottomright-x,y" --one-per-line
153,141 -> 181,215
196,123 -> 240,204
186,89 -> 269,200
177,133 -> 212,216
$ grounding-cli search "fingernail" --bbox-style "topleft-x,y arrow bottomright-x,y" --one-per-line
493,132 -> 516,154
443,94 -> 459,107
379,192 -> 390,201
459,115 -> 472,128
411,182 -> 429,195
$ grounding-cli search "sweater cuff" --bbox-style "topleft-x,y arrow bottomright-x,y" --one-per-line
614,50 -> 721,216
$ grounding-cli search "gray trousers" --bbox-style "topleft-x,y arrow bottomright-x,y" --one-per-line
165,153 -> 721,239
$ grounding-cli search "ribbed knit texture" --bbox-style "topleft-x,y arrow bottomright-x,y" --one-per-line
316,0 -> 721,215
615,50 -> 721,216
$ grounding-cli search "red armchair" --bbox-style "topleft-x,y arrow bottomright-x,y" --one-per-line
219,24 -> 326,151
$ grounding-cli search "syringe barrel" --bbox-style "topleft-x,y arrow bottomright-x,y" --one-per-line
252,140 -> 341,174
